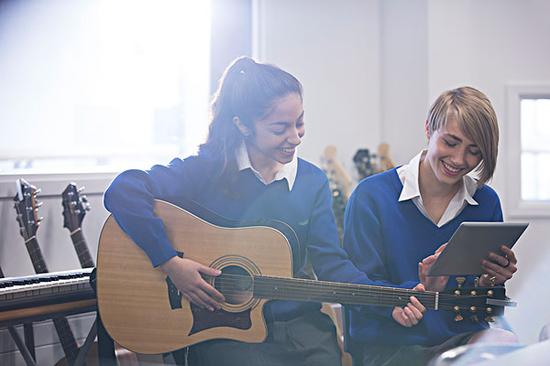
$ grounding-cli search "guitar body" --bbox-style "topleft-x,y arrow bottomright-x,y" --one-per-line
97,200 -> 294,354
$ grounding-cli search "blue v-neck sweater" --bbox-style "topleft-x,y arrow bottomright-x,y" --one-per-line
343,168 -> 503,346
104,154 -> 377,321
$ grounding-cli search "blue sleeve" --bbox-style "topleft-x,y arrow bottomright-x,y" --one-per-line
307,180 -> 371,283
307,179 -> 414,320
343,184 -> 418,319
103,157 -> 197,267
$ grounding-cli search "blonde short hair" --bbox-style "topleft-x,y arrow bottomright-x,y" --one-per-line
427,86 -> 499,185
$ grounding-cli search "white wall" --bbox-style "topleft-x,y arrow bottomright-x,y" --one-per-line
257,0 -> 550,343
254,0 -> 382,175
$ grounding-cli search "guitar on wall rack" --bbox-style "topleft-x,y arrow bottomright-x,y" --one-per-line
96,199 -> 516,354
352,148 -> 377,180
61,182 -> 139,365
61,183 -> 93,268
14,179 -> 82,365
322,145 -> 352,244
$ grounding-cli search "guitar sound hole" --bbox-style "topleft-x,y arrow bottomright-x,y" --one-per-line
215,265 -> 253,305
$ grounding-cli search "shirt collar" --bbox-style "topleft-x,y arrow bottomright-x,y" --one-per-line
235,142 -> 297,191
397,150 -> 479,205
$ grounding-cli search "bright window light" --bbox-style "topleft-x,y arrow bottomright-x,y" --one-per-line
520,98 -> 550,201
0,0 -> 211,174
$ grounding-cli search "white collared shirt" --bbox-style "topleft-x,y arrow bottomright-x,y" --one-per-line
396,150 -> 479,227
235,142 -> 298,191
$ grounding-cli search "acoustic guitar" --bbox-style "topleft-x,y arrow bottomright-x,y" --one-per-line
96,200 -> 514,354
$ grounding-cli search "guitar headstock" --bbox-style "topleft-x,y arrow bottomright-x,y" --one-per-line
14,179 -> 43,241
353,148 -> 378,180
376,143 -> 395,172
322,145 -> 352,198
441,286 -> 513,323
62,183 -> 90,232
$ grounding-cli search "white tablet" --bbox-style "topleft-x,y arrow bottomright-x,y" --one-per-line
427,222 -> 529,276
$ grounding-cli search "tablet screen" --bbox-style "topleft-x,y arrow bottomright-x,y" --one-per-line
427,222 -> 528,276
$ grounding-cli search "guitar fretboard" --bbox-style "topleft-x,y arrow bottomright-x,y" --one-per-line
25,238 -> 49,274
252,275 -> 440,310
22,237 -> 80,364
70,229 -> 95,268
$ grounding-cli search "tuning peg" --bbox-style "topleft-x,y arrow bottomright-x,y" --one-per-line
485,316 -> 496,323
77,186 -> 86,193
35,201 -> 43,208
474,276 -> 480,288
35,188 -> 41,195
37,217 -> 44,224
82,196 -> 91,210
453,306 -> 464,321
456,277 -> 466,288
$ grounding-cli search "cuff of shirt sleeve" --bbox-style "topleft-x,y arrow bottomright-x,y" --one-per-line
149,241 -> 179,267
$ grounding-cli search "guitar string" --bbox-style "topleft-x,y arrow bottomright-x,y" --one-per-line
206,274 -> 493,310
212,273 -> 490,300
195,283 -> 481,311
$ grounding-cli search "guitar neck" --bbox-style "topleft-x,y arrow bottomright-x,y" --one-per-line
22,237 -> 80,363
52,318 -> 79,364
70,229 -> 95,268
253,276 -> 442,310
24,237 -> 49,274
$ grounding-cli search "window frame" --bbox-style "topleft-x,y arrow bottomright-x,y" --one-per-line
506,84 -> 550,218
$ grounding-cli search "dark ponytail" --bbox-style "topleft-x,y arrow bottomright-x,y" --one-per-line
199,56 -> 302,177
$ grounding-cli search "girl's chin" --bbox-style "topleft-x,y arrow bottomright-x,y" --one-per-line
437,171 -> 463,185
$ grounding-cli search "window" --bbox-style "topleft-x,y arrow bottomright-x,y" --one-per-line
0,0 -> 212,174
507,85 -> 550,217
520,99 -> 550,200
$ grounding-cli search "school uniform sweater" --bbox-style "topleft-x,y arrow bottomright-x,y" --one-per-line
103,154 -> 372,321
343,168 -> 503,346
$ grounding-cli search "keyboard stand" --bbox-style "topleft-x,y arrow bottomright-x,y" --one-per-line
74,317 -> 98,366
7,326 -> 37,366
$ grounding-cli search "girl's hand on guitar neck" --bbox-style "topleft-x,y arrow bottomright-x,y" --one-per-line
160,256 -> 225,311
391,283 -> 427,327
